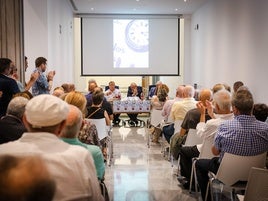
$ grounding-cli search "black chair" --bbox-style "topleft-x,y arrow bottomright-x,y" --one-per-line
104,85 -> 119,91
148,84 -> 156,99
148,84 -> 156,92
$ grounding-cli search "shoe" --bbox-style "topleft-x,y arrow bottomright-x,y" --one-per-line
177,176 -> 196,191
129,121 -> 135,127
113,123 -> 120,127
177,175 -> 187,184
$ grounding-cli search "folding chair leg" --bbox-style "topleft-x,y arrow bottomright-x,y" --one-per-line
189,160 -> 195,194
106,130 -> 113,167
205,181 -> 210,201
194,166 -> 198,194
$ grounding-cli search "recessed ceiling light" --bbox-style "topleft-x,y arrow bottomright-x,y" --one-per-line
184,0 -> 187,2
90,7 -> 94,11
136,0 -> 140,2
175,8 -> 178,11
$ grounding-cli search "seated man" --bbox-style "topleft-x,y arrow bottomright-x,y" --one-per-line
161,85 -> 184,122
178,89 -> 233,190
0,97 -> 29,144
0,94 -> 104,201
60,105 -> 105,181
196,89 -> 268,201
163,85 -> 197,143
104,81 -> 121,125
127,82 -> 144,126
0,155 -> 56,201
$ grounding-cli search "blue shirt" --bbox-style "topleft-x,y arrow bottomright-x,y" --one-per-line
32,69 -> 50,96
214,115 -> 268,161
61,137 -> 105,180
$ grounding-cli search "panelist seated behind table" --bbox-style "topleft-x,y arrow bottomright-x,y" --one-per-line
104,81 -> 121,125
127,82 -> 144,126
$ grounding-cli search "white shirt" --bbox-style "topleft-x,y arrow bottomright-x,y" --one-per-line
104,88 -> 121,101
0,132 -> 104,201
196,113 -> 234,152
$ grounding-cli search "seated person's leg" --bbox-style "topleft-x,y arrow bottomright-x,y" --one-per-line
162,124 -> 174,143
127,113 -> 138,122
178,145 -> 200,189
113,114 -> 121,124
196,157 -> 220,201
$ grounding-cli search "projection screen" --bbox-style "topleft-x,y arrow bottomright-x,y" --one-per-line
81,16 -> 180,76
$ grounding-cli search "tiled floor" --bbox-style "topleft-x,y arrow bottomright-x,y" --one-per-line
104,121 -> 200,201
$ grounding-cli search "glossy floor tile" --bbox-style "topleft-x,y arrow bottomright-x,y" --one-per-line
104,122 -> 200,201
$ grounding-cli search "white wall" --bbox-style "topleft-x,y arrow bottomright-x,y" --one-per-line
24,0 -> 48,78
190,0 -> 268,103
24,0 -> 74,90
24,2 -> 186,96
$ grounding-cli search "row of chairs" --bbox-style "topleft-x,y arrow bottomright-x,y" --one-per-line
147,110 -> 268,201
205,152 -> 267,201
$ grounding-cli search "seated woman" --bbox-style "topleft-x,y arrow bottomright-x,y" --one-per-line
87,87 -> 111,160
150,83 -> 169,110
149,84 -> 169,143
87,87 -> 111,126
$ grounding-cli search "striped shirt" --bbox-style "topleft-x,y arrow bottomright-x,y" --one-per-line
214,115 -> 268,161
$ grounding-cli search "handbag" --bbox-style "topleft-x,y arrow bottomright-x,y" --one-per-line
99,179 -> 110,201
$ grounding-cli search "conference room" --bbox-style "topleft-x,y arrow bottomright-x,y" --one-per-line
1,0 -> 268,201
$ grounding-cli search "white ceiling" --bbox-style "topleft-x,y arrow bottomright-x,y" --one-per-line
70,0 -> 210,15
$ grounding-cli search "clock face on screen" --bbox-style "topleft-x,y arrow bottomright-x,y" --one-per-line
125,20 -> 149,52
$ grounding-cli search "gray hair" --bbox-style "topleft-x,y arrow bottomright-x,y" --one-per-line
183,85 -> 195,98
213,89 -> 232,112
7,97 -> 29,119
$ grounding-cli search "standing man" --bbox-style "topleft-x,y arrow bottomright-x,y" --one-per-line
32,57 -> 55,96
0,58 -> 20,117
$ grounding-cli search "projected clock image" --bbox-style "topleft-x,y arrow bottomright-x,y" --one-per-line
125,20 -> 149,52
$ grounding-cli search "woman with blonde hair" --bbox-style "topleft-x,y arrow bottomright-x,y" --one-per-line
64,91 -> 100,146
151,83 -> 169,110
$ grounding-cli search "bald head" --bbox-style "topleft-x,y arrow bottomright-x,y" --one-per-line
60,105 -> 83,138
52,89 -> 64,97
183,85 -> 195,98
176,85 -> 185,98
0,155 -> 55,201
156,81 -> 162,87
199,89 -> 213,105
